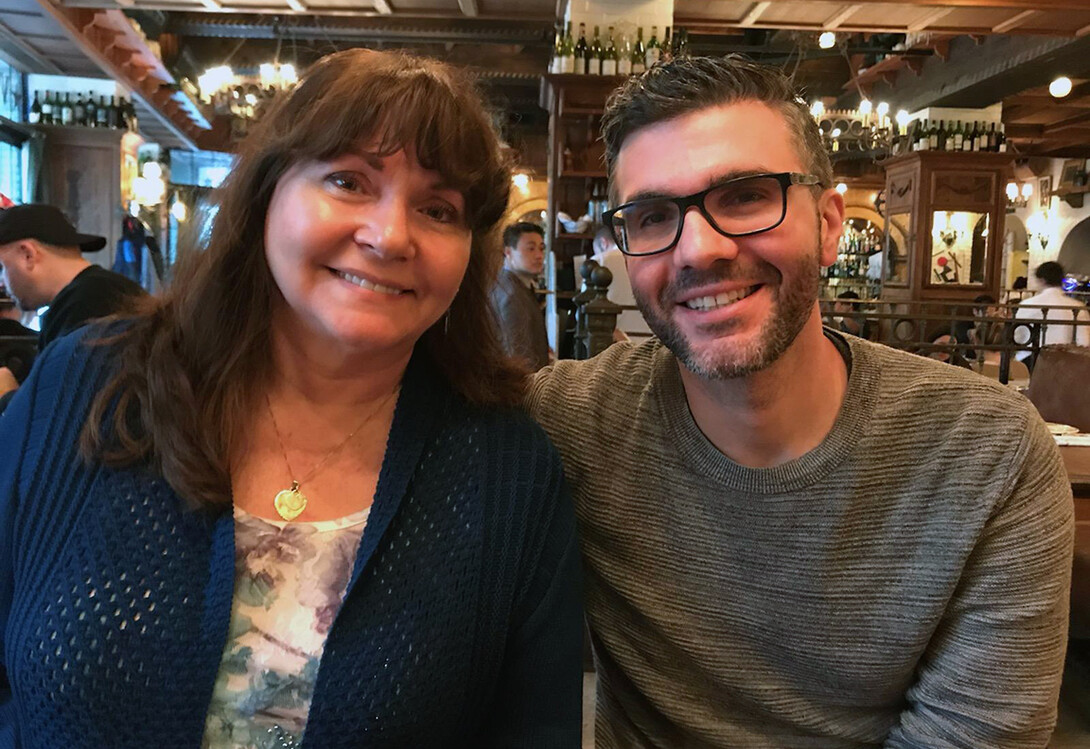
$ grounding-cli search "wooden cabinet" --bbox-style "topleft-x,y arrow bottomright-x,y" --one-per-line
881,151 -> 1012,302
36,124 -> 125,268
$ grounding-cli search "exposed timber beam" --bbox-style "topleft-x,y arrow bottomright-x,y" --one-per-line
740,2 -> 772,27
993,10 -> 1040,34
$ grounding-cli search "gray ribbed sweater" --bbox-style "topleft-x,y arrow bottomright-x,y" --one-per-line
527,332 -> 1074,749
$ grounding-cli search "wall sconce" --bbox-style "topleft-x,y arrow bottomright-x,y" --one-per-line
1005,181 -> 1033,209
1026,211 -> 1051,251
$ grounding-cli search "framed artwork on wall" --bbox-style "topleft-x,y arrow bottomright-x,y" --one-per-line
1058,159 -> 1087,190
1039,176 -> 1052,209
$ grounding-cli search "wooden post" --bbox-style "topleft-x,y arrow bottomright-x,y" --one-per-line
584,264 -> 622,359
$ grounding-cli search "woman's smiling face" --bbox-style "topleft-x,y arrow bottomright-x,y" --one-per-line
264,146 -> 473,361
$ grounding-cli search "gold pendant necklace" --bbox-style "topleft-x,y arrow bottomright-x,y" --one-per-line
273,481 -> 308,521
264,387 -> 398,521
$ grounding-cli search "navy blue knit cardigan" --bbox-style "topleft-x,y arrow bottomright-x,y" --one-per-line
0,329 -> 583,748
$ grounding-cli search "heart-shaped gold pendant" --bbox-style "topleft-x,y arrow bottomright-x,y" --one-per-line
274,482 -> 307,521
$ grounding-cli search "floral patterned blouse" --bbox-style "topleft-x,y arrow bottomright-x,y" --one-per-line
201,505 -> 370,749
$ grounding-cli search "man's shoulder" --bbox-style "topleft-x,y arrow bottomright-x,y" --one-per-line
850,336 -> 1039,434
527,338 -> 663,418
81,264 -> 145,297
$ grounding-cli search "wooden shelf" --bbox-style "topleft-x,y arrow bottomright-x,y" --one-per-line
1052,184 -> 1089,208
556,232 -> 595,241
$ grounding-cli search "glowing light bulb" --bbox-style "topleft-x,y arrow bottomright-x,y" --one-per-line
858,99 -> 873,116
895,110 -> 911,128
1050,76 -> 1073,98
1021,182 -> 1034,199
171,200 -> 188,222
876,102 -> 890,118
836,183 -> 848,195
1006,182 -> 1019,201
810,100 -> 825,118
819,32 -> 836,49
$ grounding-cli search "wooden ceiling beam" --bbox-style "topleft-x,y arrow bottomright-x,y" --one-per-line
992,9 -> 1040,33
1045,109 -> 1090,132
739,2 -> 773,27
457,0 -> 478,17
373,0 -> 393,14
824,4 -> 863,29
908,8 -> 956,32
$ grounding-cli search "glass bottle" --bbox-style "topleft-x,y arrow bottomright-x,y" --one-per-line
574,22 -> 589,75
632,27 -> 646,74
602,27 -> 619,76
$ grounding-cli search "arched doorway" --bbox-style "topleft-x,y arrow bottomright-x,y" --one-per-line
1058,216 -> 1090,277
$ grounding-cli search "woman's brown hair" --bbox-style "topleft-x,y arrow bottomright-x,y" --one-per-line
82,48 -> 525,508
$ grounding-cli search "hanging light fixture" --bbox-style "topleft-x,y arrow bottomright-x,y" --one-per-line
1049,76 -> 1073,98
819,32 -> 837,49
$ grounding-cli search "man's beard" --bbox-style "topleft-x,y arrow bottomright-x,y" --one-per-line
633,234 -> 823,380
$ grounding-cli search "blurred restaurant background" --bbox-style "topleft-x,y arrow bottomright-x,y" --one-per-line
0,0 -> 1089,744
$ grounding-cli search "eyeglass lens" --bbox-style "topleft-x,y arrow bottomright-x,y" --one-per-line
615,175 -> 787,255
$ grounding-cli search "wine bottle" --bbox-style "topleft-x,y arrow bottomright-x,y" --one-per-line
590,25 -> 603,75
60,93 -> 74,126
632,27 -> 646,74
645,25 -> 661,68
574,23 -> 589,75
996,123 -> 1007,153
40,90 -> 53,125
617,34 -> 633,75
96,95 -> 109,127
560,22 -> 575,74
952,120 -> 963,151
602,27 -> 618,76
550,23 -> 563,74
928,119 -> 938,150
661,27 -> 672,62
85,92 -> 97,128
28,91 -> 41,124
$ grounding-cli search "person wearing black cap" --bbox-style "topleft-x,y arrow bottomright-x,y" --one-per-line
0,203 -> 144,405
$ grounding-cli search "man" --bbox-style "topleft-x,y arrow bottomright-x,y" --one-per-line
829,289 -> 873,339
591,226 -> 651,340
528,56 -> 1073,747
0,203 -> 145,406
1014,261 -> 1090,363
491,221 -> 550,370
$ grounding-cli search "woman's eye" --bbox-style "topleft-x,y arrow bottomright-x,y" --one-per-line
326,173 -> 365,193
422,204 -> 460,224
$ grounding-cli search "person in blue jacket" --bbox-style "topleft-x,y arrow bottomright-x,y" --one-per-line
0,49 -> 582,749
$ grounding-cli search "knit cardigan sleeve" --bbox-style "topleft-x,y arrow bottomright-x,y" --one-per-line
0,332 -> 85,744
476,425 -> 584,748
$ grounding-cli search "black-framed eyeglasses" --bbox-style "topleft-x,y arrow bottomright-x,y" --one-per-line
602,172 -> 824,257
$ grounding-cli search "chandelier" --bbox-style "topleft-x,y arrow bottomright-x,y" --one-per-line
811,100 -> 911,158
197,61 -> 298,120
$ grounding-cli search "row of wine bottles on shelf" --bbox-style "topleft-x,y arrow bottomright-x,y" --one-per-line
549,22 -> 690,76
27,90 -> 138,131
909,119 -> 1007,153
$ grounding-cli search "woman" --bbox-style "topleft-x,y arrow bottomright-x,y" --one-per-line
0,50 -> 582,748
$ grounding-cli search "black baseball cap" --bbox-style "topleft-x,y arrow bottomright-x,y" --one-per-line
0,203 -> 106,253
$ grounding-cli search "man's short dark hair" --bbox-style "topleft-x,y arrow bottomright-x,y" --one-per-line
502,222 -> 544,249
601,55 -> 833,201
1034,261 -> 1065,287
835,290 -> 860,300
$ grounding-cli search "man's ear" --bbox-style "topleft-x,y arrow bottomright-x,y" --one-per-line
14,240 -> 39,271
817,189 -> 846,268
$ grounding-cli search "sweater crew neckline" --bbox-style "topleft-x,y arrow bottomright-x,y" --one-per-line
654,329 -> 878,494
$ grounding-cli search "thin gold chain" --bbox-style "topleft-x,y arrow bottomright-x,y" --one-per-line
264,387 -> 399,489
